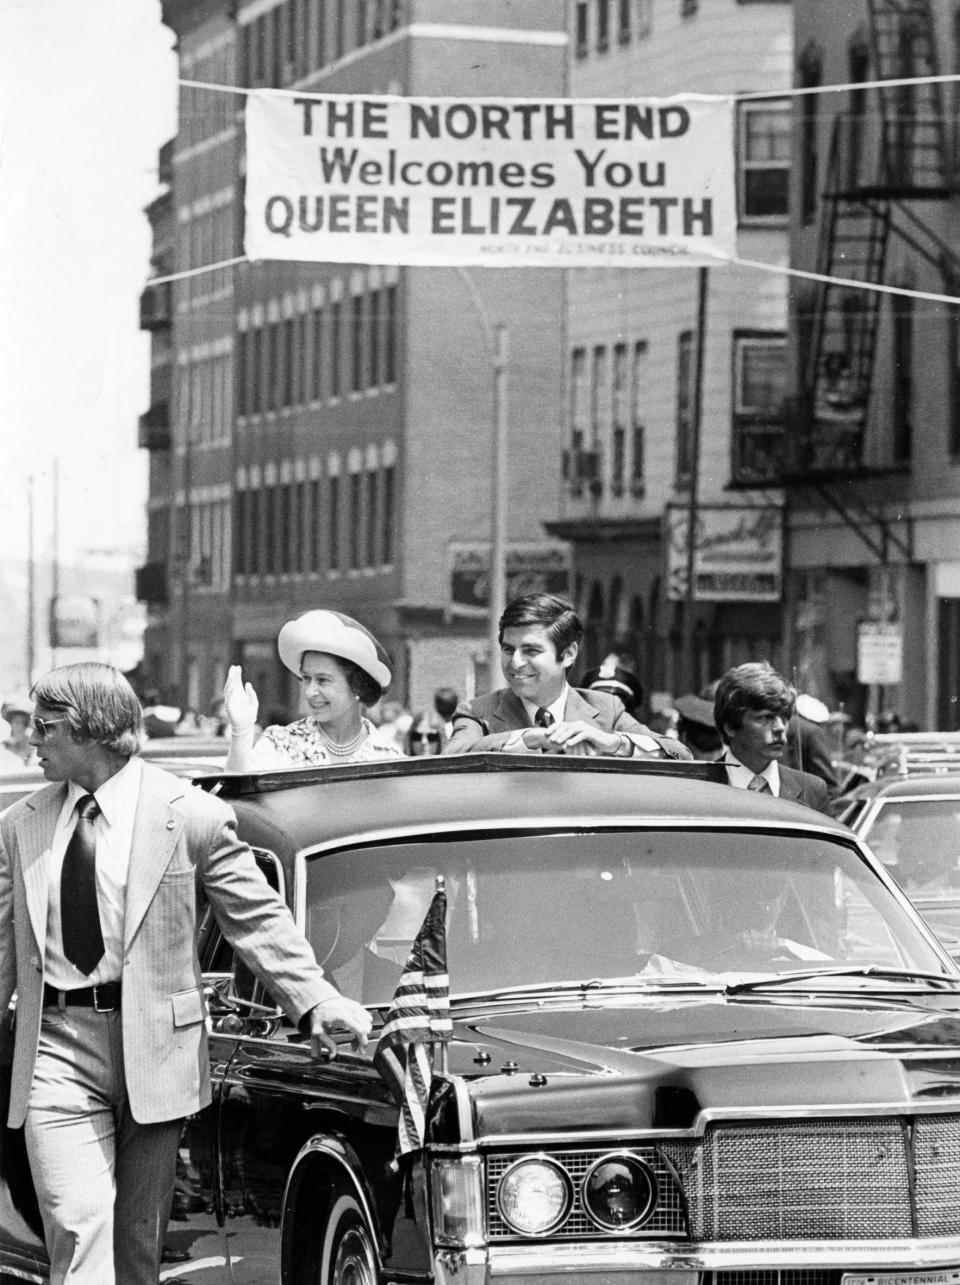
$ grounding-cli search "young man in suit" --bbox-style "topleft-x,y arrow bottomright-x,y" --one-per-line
713,662 -> 831,813
0,662 -> 372,1285
444,592 -> 690,759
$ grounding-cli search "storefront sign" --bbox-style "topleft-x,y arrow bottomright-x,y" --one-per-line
857,620 -> 903,686
666,505 -> 782,601
245,91 -> 735,267
450,543 -> 571,615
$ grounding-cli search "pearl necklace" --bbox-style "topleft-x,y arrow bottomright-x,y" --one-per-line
314,722 -> 367,758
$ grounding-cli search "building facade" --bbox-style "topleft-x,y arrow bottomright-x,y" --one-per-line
139,0 -> 568,718
779,0 -> 960,729
548,0 -> 793,704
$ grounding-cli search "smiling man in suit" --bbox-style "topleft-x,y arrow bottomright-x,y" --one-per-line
0,662 -> 372,1285
444,592 -> 689,759
713,662 -> 831,813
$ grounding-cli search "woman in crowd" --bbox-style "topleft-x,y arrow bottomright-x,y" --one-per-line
223,609 -> 403,769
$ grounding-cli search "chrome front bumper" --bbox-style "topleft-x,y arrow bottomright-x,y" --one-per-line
431,1236 -> 960,1284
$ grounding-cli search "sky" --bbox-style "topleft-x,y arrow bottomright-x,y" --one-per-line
0,0 -> 178,569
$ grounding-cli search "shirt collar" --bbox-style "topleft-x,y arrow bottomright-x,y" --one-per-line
521,682 -> 570,725
722,751 -> 781,794
66,756 -> 142,826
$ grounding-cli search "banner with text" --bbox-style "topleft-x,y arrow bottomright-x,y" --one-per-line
666,505 -> 783,602
245,91 -> 735,268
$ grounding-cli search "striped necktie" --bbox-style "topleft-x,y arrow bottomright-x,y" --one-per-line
747,773 -> 772,794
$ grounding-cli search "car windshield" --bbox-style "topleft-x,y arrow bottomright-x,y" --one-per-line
863,797 -> 960,898
303,828 -> 949,1005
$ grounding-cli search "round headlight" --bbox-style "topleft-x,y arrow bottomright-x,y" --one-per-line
496,1156 -> 572,1236
582,1153 -> 657,1231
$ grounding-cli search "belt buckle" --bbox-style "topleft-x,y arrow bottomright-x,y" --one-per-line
92,985 -> 115,1013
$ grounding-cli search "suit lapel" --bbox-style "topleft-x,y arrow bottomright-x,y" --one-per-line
15,784 -> 67,954
563,688 -> 602,724
124,764 -> 186,949
777,767 -> 801,801
488,689 -> 531,731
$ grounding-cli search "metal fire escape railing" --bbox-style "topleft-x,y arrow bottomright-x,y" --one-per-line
785,0 -> 952,485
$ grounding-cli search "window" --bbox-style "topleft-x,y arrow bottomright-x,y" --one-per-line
631,340 -> 648,496
590,345 -> 608,437
249,483 -> 262,574
329,474 -> 340,570
891,294 -> 913,463
280,482 -> 295,574
266,322 -> 280,411
264,485 -> 277,574
368,288 -> 380,387
351,294 -> 364,393
382,463 -> 395,563
336,0 -> 345,58
612,343 -> 628,496
366,470 -> 378,566
283,318 -> 295,407
731,332 -> 787,483
357,0 -> 368,44
636,0 -> 652,39
311,306 -> 324,400
571,348 -> 587,433
271,4 -> 284,85
739,99 -> 791,222
612,428 -> 626,496
236,329 -> 249,417
234,490 -> 248,575
617,0 -> 631,45
384,284 -> 397,383
349,473 -> 362,569
295,480 -> 307,572
295,313 -> 307,405
798,43 -> 822,226
596,0 -> 610,51
676,330 -> 695,481
309,478 -> 322,571
330,300 -> 342,397
575,1 -> 589,58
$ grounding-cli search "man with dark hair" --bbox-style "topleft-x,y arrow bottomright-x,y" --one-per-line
432,686 -> 459,743
444,593 -> 689,759
713,661 -> 830,812
0,661 -> 371,1285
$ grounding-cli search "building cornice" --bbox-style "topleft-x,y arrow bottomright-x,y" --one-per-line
543,515 -> 663,543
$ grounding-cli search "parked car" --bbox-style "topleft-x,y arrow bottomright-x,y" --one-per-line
3,753 -> 960,1284
834,771 -> 960,957
0,737 -> 226,814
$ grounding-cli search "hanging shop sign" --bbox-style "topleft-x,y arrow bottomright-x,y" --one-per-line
666,505 -> 783,602
245,91 -> 735,268
856,620 -> 903,686
450,542 -> 571,616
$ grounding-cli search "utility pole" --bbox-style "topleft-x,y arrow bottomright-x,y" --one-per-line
681,267 -> 709,693
50,459 -> 60,671
487,324 -> 509,683
26,474 -> 35,685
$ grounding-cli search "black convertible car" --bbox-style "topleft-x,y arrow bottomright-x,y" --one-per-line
4,753 -> 960,1284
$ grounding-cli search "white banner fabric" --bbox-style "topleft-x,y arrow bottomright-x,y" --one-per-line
244,91 -> 736,268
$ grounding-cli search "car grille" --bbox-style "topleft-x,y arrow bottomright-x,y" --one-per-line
484,1116 -> 960,1244
706,1273 -> 840,1285
485,1146 -> 686,1241
662,1116 -> 960,1241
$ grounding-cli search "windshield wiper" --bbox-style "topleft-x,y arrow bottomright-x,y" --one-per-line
725,965 -> 960,996
448,974 -> 725,1005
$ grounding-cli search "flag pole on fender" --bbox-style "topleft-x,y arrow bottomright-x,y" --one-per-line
374,874 -> 452,1159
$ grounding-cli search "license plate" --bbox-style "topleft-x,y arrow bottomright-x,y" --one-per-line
843,1272 -> 960,1285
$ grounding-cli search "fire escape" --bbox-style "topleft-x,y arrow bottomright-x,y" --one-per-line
775,0 -> 958,562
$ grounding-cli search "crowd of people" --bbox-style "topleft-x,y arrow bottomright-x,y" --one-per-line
0,589 -> 859,1282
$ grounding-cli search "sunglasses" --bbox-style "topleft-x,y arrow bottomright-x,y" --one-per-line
30,716 -> 69,740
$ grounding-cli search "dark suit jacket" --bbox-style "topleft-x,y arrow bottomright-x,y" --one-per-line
784,716 -> 839,793
444,685 -> 691,759
777,763 -> 832,814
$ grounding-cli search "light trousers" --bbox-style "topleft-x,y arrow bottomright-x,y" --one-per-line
24,1005 -> 182,1285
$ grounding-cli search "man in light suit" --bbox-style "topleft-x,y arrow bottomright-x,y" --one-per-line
0,662 -> 372,1285
444,592 -> 690,759
713,661 -> 831,814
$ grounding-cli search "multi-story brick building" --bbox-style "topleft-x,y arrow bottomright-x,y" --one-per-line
139,0 -> 567,718
773,0 -> 960,728
548,0 -> 794,701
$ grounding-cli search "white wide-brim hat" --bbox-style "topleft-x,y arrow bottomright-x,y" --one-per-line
277,610 -> 392,690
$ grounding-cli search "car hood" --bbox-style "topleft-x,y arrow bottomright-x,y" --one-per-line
442,992 -> 960,1137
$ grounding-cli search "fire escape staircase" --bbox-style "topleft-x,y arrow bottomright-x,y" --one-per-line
779,0 -> 957,563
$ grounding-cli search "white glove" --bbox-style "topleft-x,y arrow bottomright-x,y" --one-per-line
223,665 -> 259,735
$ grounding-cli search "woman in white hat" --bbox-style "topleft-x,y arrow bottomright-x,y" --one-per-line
223,610 -> 402,770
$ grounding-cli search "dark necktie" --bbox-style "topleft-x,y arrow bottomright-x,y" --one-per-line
534,707 -> 555,728
61,794 -> 105,975
747,773 -> 772,794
